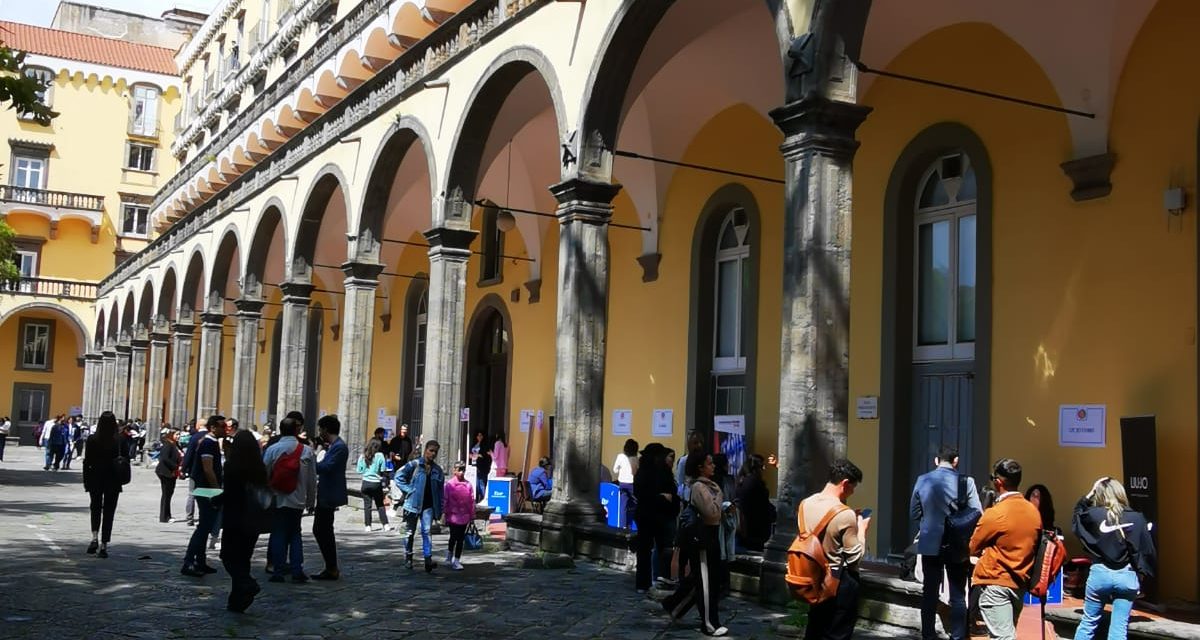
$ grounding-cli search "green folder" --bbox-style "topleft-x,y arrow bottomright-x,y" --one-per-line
192,488 -> 224,498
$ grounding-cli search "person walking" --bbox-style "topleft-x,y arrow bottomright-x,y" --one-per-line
734,453 -> 775,552
443,461 -> 474,570
82,412 -> 128,558
910,445 -> 982,640
634,443 -> 678,593
613,438 -> 639,530
661,452 -> 728,637
799,459 -> 871,640
312,415 -> 348,581
263,415 -> 317,583
1072,477 -> 1157,640
61,418 -> 77,470
45,417 -> 68,471
395,440 -> 445,573
181,415 -> 228,577
474,439 -> 492,503
155,430 -> 182,523
0,416 -> 10,461
180,418 -> 207,527
356,437 -> 392,532
969,458 -> 1041,640
388,424 -> 415,516
220,429 -> 270,612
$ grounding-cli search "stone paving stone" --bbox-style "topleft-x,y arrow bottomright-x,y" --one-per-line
0,445 -> 907,639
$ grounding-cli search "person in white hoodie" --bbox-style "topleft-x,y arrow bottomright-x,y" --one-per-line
262,414 -> 317,583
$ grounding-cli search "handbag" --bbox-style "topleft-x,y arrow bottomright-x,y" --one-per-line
246,485 -> 274,535
114,442 -> 132,486
675,503 -> 703,547
942,475 -> 981,562
464,521 -> 483,551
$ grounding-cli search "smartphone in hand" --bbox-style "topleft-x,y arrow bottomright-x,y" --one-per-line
857,508 -> 873,519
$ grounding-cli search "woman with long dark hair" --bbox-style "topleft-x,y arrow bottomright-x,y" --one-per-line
221,429 -> 269,612
82,411 -> 127,558
155,430 -> 182,523
661,452 -> 727,636
734,454 -> 776,552
356,437 -> 392,532
633,443 -> 676,593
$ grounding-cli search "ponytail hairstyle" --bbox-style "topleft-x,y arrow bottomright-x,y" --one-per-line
1092,477 -> 1130,526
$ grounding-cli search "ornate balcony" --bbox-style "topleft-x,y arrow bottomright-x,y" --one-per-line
0,186 -> 105,242
0,277 -> 98,301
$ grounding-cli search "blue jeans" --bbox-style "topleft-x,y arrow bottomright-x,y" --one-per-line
1074,564 -> 1139,640
404,508 -> 433,558
184,497 -> 218,568
269,507 -> 305,577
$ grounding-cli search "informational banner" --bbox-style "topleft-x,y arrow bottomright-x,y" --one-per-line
652,409 -> 673,437
1120,415 -> 1159,601
519,409 -> 533,433
714,415 -> 746,477
612,409 -> 632,436
1059,404 -> 1106,447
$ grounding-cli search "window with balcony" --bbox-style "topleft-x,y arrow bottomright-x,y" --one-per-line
129,85 -> 160,138
19,319 -> 53,370
12,155 -> 46,190
124,142 -> 156,172
120,203 -> 150,237
21,67 -> 54,113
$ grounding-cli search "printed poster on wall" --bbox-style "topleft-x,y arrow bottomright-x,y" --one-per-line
519,409 -> 533,433
714,415 -> 747,477
652,409 -> 673,437
1059,404 -> 1106,447
612,409 -> 633,436
536,410 -> 544,430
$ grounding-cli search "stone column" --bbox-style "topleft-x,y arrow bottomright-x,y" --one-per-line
539,178 -> 622,554
145,331 -> 169,441
759,96 -> 870,604
127,339 -> 149,421
275,282 -> 313,420
168,323 -> 195,429
335,262 -> 383,459
232,299 -> 264,428
113,344 -> 132,420
81,353 -> 99,423
195,313 -> 224,418
100,349 -> 117,415
420,226 -> 476,466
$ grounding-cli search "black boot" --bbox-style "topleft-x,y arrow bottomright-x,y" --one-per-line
404,554 -> 413,570
425,556 -> 436,573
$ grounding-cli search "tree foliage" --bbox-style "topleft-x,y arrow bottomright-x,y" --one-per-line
0,220 -> 22,282
0,43 -> 57,126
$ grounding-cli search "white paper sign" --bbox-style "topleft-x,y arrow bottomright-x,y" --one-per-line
519,409 -> 533,433
460,407 -> 470,422
259,410 -> 268,425
856,396 -> 878,420
612,409 -> 633,436
652,409 -> 673,437
713,415 -> 746,436
1059,405 -> 1106,448
536,410 -> 544,430
377,407 -> 387,419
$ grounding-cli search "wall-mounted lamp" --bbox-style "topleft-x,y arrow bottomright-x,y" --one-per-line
496,209 -> 517,232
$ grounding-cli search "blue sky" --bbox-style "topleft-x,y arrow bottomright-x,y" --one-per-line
0,0 -> 218,27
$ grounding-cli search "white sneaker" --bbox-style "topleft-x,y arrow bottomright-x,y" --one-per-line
445,550 -> 453,563
384,524 -> 395,533
451,559 -> 464,571
364,525 -> 373,533
704,626 -> 728,637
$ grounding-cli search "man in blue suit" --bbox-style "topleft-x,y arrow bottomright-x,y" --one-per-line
910,445 -> 982,640
311,414 -> 348,581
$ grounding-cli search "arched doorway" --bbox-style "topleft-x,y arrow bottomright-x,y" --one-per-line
463,298 -> 510,464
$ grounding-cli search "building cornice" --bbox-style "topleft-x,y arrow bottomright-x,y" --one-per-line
25,53 -> 182,90
178,0 -> 245,76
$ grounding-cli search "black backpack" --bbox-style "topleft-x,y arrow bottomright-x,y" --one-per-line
941,475 -> 982,561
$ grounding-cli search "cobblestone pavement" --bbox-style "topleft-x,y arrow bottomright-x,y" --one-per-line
0,444 -> 906,639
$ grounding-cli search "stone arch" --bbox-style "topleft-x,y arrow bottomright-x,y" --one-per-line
209,226 -> 243,310
157,265 -> 178,323
355,117 -> 437,262
137,279 -> 155,331
441,46 -> 569,222
120,291 -> 136,338
180,247 -> 207,319
461,292 -> 514,460
290,164 -> 351,282
107,298 -> 120,342
94,308 -> 106,350
0,301 -> 92,359
246,200 -> 287,298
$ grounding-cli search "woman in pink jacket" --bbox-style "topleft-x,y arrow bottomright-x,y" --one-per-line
442,461 -> 475,570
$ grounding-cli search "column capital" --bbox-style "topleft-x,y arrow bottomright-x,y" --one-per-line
769,96 -> 871,160
85,351 -> 104,362
101,348 -> 117,358
200,312 -> 225,328
130,339 -> 150,350
280,281 -> 315,302
150,332 -> 171,345
114,343 -> 132,355
342,261 -> 384,283
235,298 -> 266,316
550,178 -> 621,226
172,322 -> 196,336
423,226 -> 477,256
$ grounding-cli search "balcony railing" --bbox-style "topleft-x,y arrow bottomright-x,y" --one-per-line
204,72 -> 218,98
276,0 -> 295,21
174,111 -> 183,134
0,277 -> 98,301
222,49 -> 241,78
246,22 -> 264,54
0,186 -> 104,211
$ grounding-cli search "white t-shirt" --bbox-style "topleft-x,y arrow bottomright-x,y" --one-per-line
0,420 -> 10,435
613,453 -> 634,484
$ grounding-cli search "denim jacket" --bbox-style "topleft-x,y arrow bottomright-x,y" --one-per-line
395,457 -> 444,520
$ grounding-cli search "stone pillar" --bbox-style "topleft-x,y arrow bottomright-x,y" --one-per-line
196,313 -> 224,418
113,344 -> 132,420
420,226 -> 477,466
82,352 -> 102,423
759,96 -> 870,604
100,349 -> 117,415
167,323 -> 195,429
127,339 -> 149,421
275,282 -> 314,420
145,332 -> 169,441
539,178 -> 622,554
232,299 -> 263,428
334,262 -> 383,459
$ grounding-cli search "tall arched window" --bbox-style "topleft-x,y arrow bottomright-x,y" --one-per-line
913,153 -> 977,362
713,208 -> 750,413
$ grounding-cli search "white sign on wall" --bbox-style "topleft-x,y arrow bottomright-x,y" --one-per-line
519,409 -> 533,433
856,396 -> 879,420
713,415 -> 746,436
259,410 -> 268,425
1059,404 -> 1106,448
652,409 -> 673,437
612,409 -> 633,436
536,410 -> 544,430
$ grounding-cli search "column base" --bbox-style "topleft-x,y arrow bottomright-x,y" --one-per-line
538,498 -> 605,555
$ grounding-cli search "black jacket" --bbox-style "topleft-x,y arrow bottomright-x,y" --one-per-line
633,464 -> 678,527
1072,496 -> 1157,577
735,473 -> 776,550
83,435 -> 128,494
156,442 -> 181,479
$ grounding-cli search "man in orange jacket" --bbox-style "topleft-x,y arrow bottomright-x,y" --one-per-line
968,458 -> 1041,640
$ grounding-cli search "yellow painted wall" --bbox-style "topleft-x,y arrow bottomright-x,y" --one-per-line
0,310 -> 86,421
851,17 -> 1197,599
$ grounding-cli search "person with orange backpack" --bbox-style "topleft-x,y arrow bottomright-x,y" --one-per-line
263,414 -> 317,583
788,459 -> 869,640
969,458 -> 1042,640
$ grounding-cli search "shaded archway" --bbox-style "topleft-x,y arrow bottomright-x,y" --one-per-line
157,266 -> 178,324
1,303 -> 90,444
462,294 -> 512,464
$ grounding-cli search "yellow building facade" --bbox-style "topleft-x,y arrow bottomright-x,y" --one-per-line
1,19 -> 180,443
93,0 -> 1200,602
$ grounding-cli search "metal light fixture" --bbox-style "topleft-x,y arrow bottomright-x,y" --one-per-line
496,209 -> 516,232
